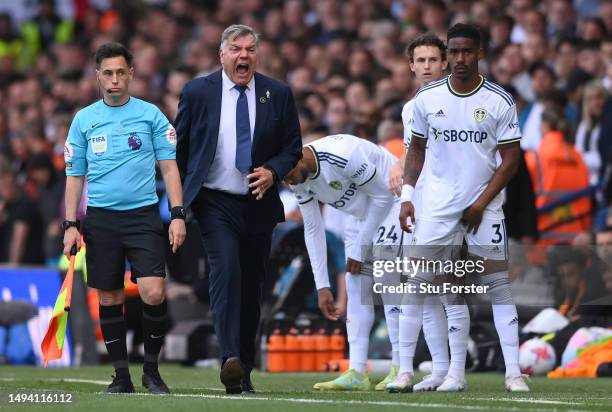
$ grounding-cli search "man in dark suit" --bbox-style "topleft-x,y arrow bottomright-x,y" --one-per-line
175,24 -> 302,394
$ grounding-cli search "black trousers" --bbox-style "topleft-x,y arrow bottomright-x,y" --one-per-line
192,188 -> 271,373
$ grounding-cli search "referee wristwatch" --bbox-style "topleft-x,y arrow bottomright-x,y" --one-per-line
170,206 -> 186,220
61,220 -> 80,232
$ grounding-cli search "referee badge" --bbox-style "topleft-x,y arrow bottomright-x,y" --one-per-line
91,134 -> 107,156
474,108 -> 488,122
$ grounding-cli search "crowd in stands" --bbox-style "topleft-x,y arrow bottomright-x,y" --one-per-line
1,0 -> 612,315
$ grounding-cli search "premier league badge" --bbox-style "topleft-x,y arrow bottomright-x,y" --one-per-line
128,133 -> 142,150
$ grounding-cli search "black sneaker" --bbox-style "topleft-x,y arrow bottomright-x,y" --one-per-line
241,376 -> 255,393
142,370 -> 170,394
220,357 -> 243,394
105,375 -> 135,394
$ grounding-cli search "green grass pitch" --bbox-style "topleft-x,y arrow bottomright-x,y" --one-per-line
1,365 -> 611,411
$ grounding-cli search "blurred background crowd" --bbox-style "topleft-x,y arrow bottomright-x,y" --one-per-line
1,0 -> 612,311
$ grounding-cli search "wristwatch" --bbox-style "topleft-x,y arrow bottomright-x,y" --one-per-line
170,206 -> 186,220
61,220 -> 80,231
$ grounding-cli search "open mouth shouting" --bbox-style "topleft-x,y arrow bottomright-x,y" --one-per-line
237,63 -> 249,75
233,62 -> 252,84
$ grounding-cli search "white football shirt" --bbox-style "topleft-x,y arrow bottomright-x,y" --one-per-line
401,99 -> 415,146
290,134 -> 396,288
401,98 -> 426,216
411,75 -> 521,221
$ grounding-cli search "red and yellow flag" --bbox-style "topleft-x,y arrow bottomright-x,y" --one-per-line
41,253 -> 76,367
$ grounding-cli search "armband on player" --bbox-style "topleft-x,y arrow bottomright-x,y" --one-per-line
400,185 -> 415,203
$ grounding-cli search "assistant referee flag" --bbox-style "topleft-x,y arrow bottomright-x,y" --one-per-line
41,247 -> 76,366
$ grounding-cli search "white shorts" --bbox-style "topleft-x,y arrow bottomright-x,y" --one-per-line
411,217 -> 508,261
344,214 -> 361,262
373,200 -> 412,260
344,200 -> 411,261
343,204 -> 402,303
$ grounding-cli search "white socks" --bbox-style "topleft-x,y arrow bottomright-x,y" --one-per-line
444,303 -> 470,379
384,305 -> 400,366
345,272 -> 374,373
423,295 -> 449,379
398,277 -> 427,375
481,271 -> 520,376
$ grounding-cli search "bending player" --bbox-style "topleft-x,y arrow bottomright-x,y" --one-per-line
399,23 -> 529,392
284,134 -> 401,391
385,33 -> 452,393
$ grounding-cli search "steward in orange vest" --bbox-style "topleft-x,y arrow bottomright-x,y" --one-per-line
526,108 -> 592,244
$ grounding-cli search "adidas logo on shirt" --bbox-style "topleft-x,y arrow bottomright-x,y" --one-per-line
435,109 -> 446,117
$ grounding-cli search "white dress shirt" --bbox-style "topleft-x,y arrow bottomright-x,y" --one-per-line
203,70 -> 256,194
520,102 -> 544,151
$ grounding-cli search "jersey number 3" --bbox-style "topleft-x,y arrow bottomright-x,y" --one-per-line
491,223 -> 503,244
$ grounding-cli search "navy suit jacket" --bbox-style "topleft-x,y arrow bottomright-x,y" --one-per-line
175,69 -> 302,230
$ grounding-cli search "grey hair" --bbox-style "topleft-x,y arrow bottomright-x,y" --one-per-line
219,24 -> 259,50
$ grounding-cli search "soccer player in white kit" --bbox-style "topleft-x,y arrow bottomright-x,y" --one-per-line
399,23 -> 529,392
385,33 -> 455,393
284,134 -> 402,390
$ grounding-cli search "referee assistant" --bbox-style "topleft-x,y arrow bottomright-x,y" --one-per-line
62,43 -> 186,394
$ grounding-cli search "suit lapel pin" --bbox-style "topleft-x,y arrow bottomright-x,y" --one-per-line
260,97 -> 266,103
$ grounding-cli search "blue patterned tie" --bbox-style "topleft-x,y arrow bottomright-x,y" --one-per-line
234,85 -> 252,174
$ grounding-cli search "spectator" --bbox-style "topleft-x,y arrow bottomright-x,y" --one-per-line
521,33 -> 548,66
0,13 -> 23,74
20,0 -> 74,67
564,69 -> 594,129
489,14 -> 514,49
503,43 -> 533,101
521,63 -> 557,150
578,17 -> 608,42
602,0 -> 612,34
601,36 -> 612,91
548,0 -> 577,40
163,66 -> 194,122
26,153 -> 64,263
325,97 -> 352,134
554,37 -> 579,87
0,168 -> 44,264
577,40 -> 604,77
576,81 -> 609,184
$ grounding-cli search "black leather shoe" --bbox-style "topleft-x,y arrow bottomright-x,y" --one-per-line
220,357 -> 244,394
105,375 -> 135,394
241,376 -> 255,393
142,370 -> 170,394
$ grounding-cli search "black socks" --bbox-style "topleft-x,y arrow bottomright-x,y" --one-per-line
99,304 -> 129,378
141,299 -> 168,374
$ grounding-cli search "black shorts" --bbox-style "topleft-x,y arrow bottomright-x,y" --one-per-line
83,204 -> 166,291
